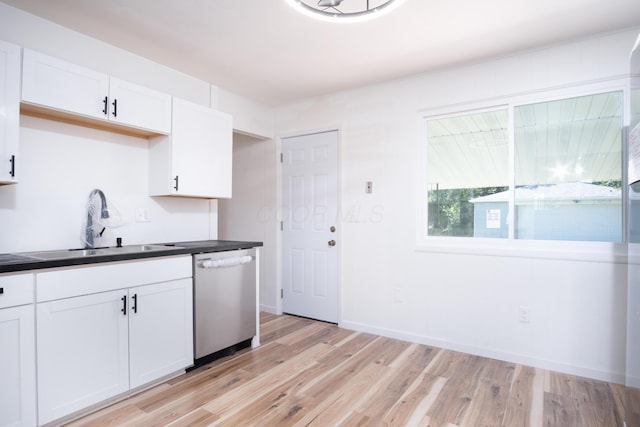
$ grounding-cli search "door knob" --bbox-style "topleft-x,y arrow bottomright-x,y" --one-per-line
330,226 -> 336,232
328,240 -> 336,247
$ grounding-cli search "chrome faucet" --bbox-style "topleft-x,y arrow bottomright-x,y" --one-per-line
85,189 -> 109,249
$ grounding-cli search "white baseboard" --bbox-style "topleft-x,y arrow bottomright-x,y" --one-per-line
260,303 -> 278,314
339,319 -> 626,385
626,375 -> 640,389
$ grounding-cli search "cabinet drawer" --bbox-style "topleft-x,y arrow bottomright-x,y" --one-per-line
37,256 -> 192,302
0,273 -> 34,308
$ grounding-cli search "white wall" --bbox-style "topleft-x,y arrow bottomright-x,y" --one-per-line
0,3 -> 216,252
213,87 -> 274,140
218,133 -> 278,312
272,28 -> 640,383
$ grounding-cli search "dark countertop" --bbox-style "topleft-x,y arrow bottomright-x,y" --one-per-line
0,240 -> 263,274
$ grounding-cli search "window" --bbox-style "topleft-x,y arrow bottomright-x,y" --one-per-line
514,92 -> 623,242
426,109 -> 509,238
425,90 -> 624,243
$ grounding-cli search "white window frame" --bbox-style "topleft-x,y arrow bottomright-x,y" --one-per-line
416,78 -> 630,263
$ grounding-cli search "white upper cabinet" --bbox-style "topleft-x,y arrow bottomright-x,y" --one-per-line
21,49 -> 171,135
108,77 -> 171,134
149,97 -> 232,198
21,49 -> 109,121
0,40 -> 20,184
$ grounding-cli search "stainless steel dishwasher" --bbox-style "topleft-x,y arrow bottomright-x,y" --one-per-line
193,247 -> 256,363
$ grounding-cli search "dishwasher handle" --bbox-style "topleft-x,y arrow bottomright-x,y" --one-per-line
198,255 -> 254,269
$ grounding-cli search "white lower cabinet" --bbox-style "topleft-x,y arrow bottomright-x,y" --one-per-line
0,273 -> 36,427
35,256 -> 193,425
0,305 -> 37,427
36,290 -> 129,425
129,279 -> 193,389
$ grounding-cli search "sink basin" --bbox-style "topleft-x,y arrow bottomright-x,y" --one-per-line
25,248 -> 114,259
24,244 -> 180,260
106,244 -> 180,253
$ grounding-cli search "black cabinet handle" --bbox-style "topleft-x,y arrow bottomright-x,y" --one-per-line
0,287 -> 4,295
132,293 -> 138,314
9,155 -> 15,178
112,98 -> 117,117
102,96 -> 108,115
173,175 -> 179,191
121,295 -> 127,315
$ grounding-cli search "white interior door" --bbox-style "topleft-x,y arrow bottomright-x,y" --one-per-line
282,130 -> 339,323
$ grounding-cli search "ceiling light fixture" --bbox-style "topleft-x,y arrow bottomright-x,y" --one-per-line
286,0 -> 404,23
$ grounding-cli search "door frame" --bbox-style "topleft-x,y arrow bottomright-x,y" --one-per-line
275,127 -> 342,324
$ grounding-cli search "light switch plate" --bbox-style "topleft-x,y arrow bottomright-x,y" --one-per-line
135,207 -> 150,222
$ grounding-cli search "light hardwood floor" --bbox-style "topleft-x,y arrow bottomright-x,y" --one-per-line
66,312 -> 626,426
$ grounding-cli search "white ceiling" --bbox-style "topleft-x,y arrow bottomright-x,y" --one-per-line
3,0 -> 640,106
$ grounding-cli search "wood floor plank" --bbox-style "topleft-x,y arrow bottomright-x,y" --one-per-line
208,341 -> 304,377
574,377 -> 624,427
458,358 -> 515,427
260,311 -> 279,324
134,361 -> 257,413
274,320 -> 333,346
353,344 -> 439,422
165,408 -> 219,427
131,369 -> 257,426
259,316 -> 314,344
65,403 -> 146,427
381,374 -> 447,426
425,353 -> 486,426
211,336 -> 381,426
296,361 -> 391,426
64,382 -> 175,426
627,386 -> 640,427
201,343 -> 331,423
501,364 -> 536,427
544,391 -> 578,427
545,371 -> 623,427
63,314 -> 626,427
300,336 -> 404,400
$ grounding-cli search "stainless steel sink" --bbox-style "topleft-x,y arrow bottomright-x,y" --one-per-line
24,244 -> 180,260
25,248 -> 114,259
106,244 -> 179,253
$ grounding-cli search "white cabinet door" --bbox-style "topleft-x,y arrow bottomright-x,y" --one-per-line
21,50 -> 171,135
0,305 -> 37,427
22,49 -> 110,121
37,290 -> 129,425
149,97 -> 232,198
108,77 -> 171,134
0,40 -> 20,184
128,278 -> 193,388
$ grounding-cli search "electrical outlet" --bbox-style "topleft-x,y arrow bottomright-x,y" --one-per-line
518,306 -> 530,323
393,287 -> 403,303
366,181 -> 373,194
